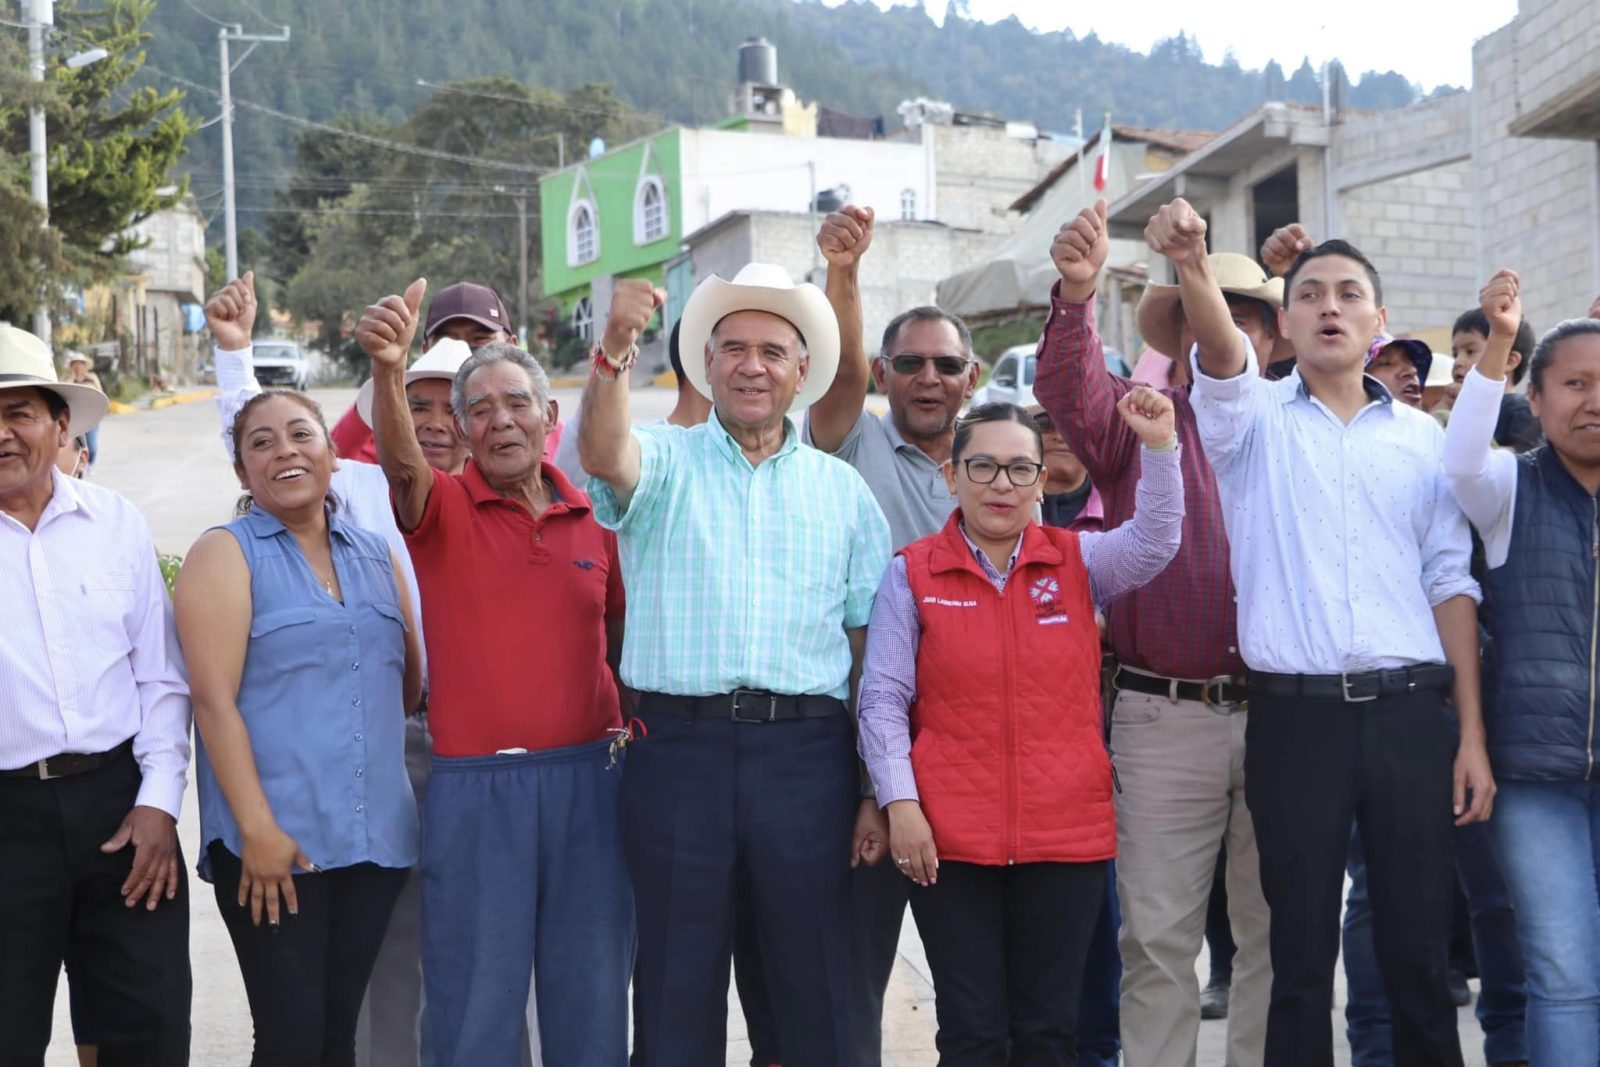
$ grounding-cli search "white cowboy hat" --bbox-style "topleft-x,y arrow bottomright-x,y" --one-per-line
0,324 -> 108,435
354,338 -> 473,426
1136,253 -> 1296,363
676,263 -> 840,410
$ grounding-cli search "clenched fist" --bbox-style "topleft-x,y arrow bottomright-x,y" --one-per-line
204,272 -> 258,352
355,279 -> 427,371
1260,223 -> 1312,279
1145,198 -> 1208,266
1051,198 -> 1109,303
1117,385 -> 1176,449
817,205 -> 875,270
600,279 -> 666,361
1479,269 -> 1522,340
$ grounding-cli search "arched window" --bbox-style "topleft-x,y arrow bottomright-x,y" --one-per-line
572,296 -> 594,342
634,176 -> 668,244
900,188 -> 917,221
568,200 -> 599,266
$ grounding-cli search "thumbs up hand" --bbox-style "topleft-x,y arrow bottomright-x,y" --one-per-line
356,279 -> 428,370
1051,198 -> 1110,302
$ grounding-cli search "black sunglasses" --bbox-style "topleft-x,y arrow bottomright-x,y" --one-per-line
886,353 -> 973,377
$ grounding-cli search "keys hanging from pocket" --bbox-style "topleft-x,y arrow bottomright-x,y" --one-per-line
606,718 -> 648,769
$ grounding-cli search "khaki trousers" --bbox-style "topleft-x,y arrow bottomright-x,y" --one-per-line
1110,689 -> 1271,1067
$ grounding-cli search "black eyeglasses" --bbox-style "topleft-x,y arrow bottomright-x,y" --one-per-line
961,458 -> 1045,487
886,353 -> 973,377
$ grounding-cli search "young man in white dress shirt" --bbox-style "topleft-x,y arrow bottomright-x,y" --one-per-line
1145,200 -> 1496,1067
0,324 -> 192,1064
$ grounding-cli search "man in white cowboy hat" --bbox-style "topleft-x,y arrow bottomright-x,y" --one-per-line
205,272 -> 472,1067
578,266 -> 892,1066
1037,199 -> 1276,1067
0,324 -> 193,1063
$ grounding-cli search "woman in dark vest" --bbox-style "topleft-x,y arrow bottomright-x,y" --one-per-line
857,391 -> 1183,1065
1443,268 -> 1600,1065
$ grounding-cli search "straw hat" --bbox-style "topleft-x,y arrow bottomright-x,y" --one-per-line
0,325 -> 108,435
1135,254 -> 1295,363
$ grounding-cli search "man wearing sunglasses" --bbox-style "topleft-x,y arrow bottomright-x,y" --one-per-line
801,204 -> 980,1066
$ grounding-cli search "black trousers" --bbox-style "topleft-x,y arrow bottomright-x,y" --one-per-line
0,750 -> 191,1066
1245,687 -> 1463,1067
910,859 -> 1107,1067
736,842 -> 911,1067
209,842 -> 407,1067
622,706 -> 858,1067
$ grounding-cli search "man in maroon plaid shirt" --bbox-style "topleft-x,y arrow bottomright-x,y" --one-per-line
1035,198 -> 1287,1067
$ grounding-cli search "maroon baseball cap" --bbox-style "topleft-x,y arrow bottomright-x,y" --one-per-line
424,282 -> 512,340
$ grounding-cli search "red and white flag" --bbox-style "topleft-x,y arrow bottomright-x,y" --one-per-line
1093,112 -> 1112,192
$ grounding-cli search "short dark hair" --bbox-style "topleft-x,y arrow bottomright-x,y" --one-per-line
1528,318 -> 1600,393
951,401 -> 1042,465
1453,307 -> 1537,385
880,307 -> 973,361
1282,239 -> 1384,308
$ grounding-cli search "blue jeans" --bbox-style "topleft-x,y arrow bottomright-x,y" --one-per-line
1493,779 -> 1600,1067
1078,860 -> 1122,1066
420,738 -> 633,1067
1344,824 -> 1527,1065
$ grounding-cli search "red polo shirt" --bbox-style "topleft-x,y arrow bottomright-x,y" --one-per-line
403,460 -> 623,757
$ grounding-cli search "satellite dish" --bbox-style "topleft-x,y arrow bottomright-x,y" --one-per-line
588,138 -> 606,160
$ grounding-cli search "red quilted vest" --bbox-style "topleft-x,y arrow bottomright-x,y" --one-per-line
901,512 -> 1115,866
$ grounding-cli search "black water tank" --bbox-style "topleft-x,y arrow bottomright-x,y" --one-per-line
738,38 -> 778,86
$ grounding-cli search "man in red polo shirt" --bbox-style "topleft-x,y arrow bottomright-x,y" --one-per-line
357,279 -> 630,1067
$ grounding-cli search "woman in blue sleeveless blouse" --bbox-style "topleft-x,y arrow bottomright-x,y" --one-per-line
174,391 -> 422,1067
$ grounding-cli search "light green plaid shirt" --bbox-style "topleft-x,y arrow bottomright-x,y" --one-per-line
590,411 -> 891,699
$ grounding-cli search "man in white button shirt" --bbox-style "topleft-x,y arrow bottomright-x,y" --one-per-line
1147,200 -> 1496,1067
0,324 -> 192,1064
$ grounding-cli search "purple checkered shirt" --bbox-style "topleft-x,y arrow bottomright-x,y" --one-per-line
1033,284 -> 1245,680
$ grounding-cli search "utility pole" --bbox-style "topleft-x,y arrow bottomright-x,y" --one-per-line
495,185 -> 531,343
27,0 -> 50,347
219,21 -> 290,281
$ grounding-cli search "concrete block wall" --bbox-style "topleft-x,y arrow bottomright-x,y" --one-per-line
1472,11 -> 1600,336
932,125 -> 1057,237
1505,0 -> 1600,128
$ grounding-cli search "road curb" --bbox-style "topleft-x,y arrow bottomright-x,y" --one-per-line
148,389 -> 218,411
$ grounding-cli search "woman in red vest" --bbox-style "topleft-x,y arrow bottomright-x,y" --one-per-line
858,391 -> 1183,1065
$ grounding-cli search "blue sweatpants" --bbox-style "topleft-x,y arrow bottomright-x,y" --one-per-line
420,737 -> 633,1067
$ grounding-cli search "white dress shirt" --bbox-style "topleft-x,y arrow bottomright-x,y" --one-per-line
213,345 -> 424,665
1190,338 -> 1480,674
1,469 -> 192,816
1441,368 -> 1519,568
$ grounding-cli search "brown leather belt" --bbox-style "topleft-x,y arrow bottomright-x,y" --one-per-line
1,739 -> 133,781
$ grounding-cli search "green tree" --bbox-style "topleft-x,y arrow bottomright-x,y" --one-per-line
0,0 -> 196,324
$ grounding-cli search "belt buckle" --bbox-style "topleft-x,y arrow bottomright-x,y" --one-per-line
35,758 -> 56,781
1340,672 -> 1378,704
1202,676 -> 1244,713
731,689 -> 778,724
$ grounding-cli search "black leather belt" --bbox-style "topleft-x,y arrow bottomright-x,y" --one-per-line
1248,664 -> 1455,703
2,739 -> 133,781
1112,667 -> 1248,710
640,690 -> 848,724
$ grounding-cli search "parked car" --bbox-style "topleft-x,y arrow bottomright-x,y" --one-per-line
252,340 -> 310,391
971,343 -> 1133,411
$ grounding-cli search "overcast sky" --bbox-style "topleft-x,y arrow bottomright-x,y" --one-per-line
871,0 -> 1520,91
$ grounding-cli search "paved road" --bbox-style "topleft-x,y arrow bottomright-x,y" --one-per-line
46,387 -> 1493,1065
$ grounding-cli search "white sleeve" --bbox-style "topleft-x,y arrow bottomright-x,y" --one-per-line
1187,329 -> 1265,473
1442,368 -> 1519,568
213,345 -> 260,461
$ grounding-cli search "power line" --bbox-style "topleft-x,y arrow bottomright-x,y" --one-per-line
179,0 -> 234,29
145,64 -> 550,175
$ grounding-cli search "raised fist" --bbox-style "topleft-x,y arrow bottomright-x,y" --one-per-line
1260,223 -> 1312,279
1479,269 -> 1522,340
1050,198 -> 1110,302
355,278 -> 426,370
817,206 -> 875,270
204,272 -> 258,351
1117,385 -> 1176,449
1145,198 -> 1208,266
600,279 -> 666,360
